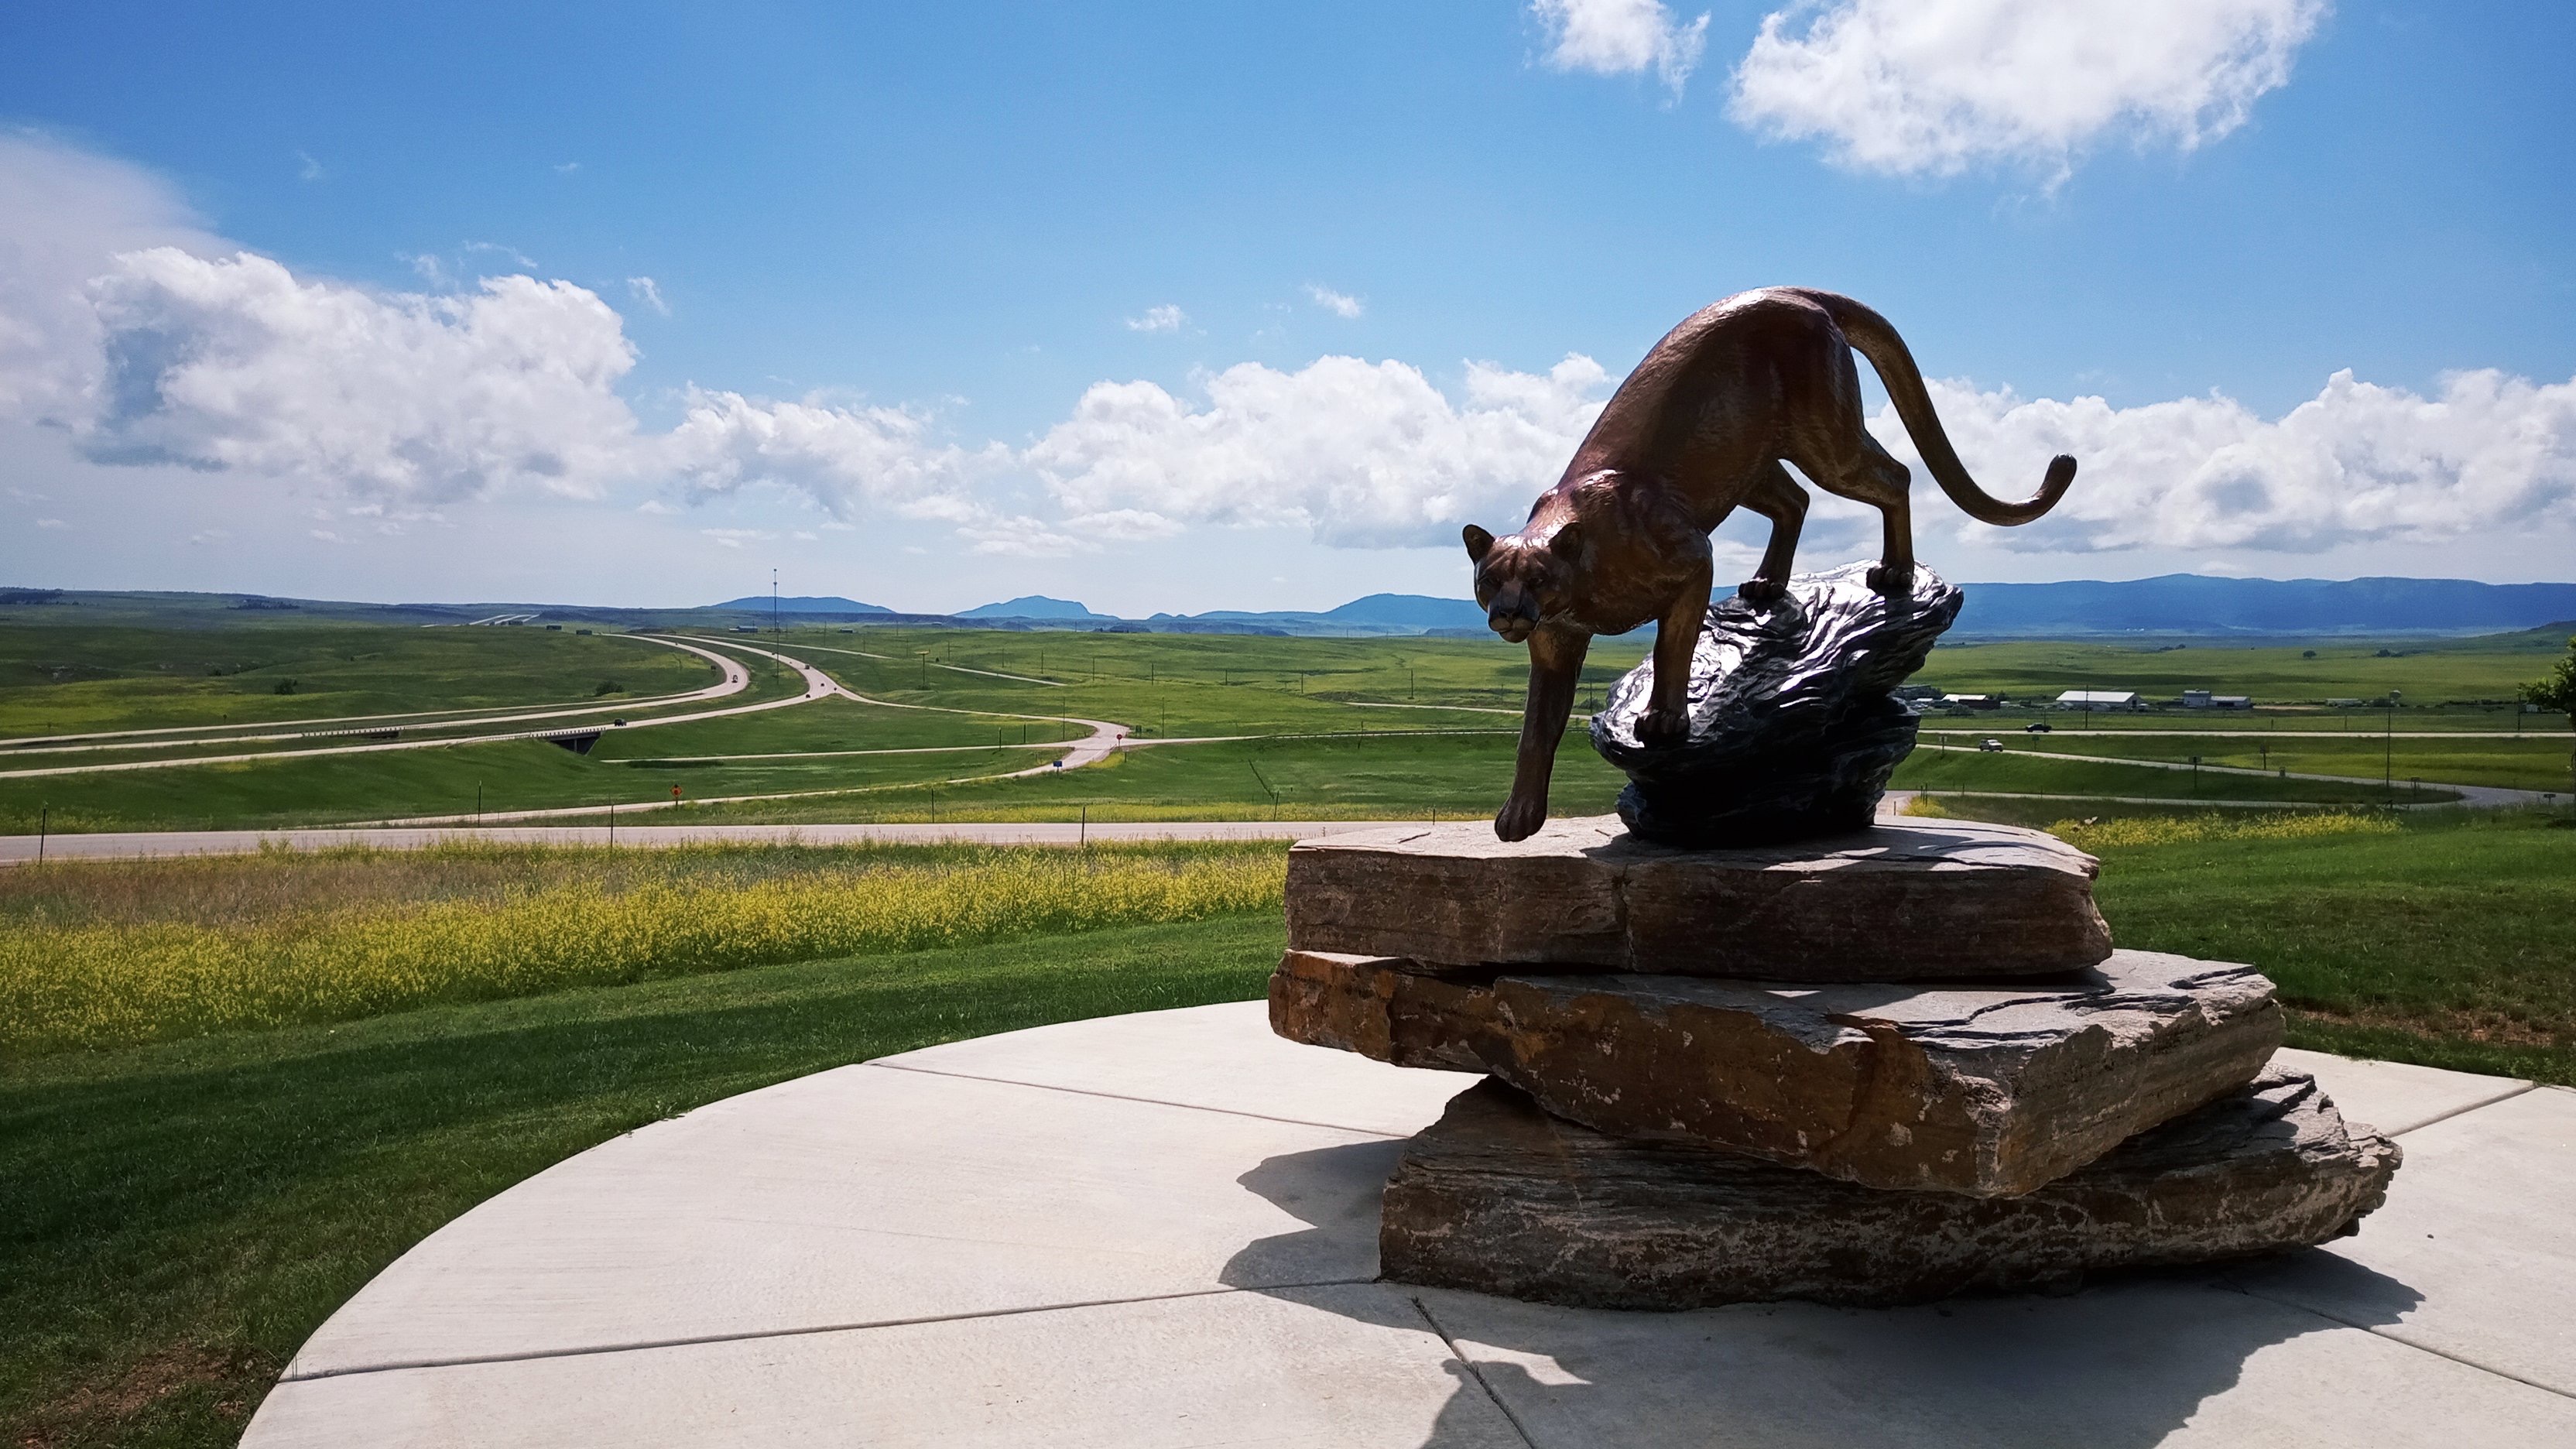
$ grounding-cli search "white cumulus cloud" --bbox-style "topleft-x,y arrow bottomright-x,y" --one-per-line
1730,0 -> 2328,177
1534,0 -> 1711,96
626,276 -> 670,315
1304,284 -> 1365,320
13,134 -> 2571,574
79,248 -> 643,503
1025,354 -> 1611,549
1875,368 -> 2576,553
1125,303 -> 1187,333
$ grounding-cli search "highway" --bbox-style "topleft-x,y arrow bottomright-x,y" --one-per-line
0,632 -> 754,752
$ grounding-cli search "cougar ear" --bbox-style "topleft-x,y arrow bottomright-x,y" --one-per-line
1549,520 -> 1586,564
1462,524 -> 1495,564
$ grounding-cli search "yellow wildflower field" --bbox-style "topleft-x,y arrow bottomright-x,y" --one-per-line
0,843 -> 1286,1053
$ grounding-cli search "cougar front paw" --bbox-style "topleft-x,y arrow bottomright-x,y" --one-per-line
1865,562 -> 1916,594
1737,577 -> 1787,605
1493,793 -> 1548,842
1638,702 -> 1689,747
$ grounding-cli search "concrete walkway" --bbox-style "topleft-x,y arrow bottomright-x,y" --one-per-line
241,1002 -> 2574,1447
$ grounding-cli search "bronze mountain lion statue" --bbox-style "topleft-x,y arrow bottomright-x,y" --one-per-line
1464,286 -> 2078,841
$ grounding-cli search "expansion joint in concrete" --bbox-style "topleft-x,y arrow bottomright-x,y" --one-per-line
2386,1081 -> 2537,1136
861,1059 -> 1410,1137
280,1277 -> 1382,1385
1409,1294 -> 1540,1449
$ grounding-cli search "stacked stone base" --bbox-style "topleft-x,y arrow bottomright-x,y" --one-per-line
1380,1071 -> 2398,1310
1271,816 -> 2403,1310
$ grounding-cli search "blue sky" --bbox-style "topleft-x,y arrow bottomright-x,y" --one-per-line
2,1 -> 2571,613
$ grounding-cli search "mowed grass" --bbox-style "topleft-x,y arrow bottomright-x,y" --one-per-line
790,623 -> 1646,735
5,810 -> 2571,1445
1915,628 -> 2572,707
0,622 -> 714,737
1914,800 -> 2576,1083
1934,729 -> 2576,794
0,912 -> 1287,1449
1887,745 -> 2456,803
0,736 -> 1043,834
671,729 -> 1632,825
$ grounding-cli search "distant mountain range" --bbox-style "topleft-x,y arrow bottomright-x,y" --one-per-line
14,576 -> 2572,640
707,594 -> 893,615
951,595 -> 1115,621
1954,576 -> 2576,637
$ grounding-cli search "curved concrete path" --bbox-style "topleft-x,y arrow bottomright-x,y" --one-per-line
242,1002 -> 2573,1447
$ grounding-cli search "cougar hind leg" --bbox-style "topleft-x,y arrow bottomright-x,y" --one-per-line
1795,433 -> 1917,593
1735,461 -> 1807,605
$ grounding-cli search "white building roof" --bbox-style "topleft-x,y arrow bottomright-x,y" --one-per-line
2056,690 -> 2140,704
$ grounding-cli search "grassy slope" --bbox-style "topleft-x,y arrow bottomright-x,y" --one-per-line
3,812 -> 2568,1445
669,729 -> 1622,824
1928,730 -> 2576,793
0,624 -> 712,736
1887,747 -> 2454,803
5,612 -> 2567,833
1916,631 -> 2568,706
0,915 -> 1284,1449
0,738 -> 1040,833
2092,816 -> 2576,1081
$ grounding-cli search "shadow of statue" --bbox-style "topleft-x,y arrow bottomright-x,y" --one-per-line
1220,1141 -> 2427,1448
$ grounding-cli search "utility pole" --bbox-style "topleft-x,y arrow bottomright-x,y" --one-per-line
772,567 -> 780,642
2384,690 -> 2399,800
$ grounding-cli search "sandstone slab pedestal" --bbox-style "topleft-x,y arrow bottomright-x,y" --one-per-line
1271,948 -> 2284,1195
1285,816 -> 2112,981
1380,1069 -> 2401,1310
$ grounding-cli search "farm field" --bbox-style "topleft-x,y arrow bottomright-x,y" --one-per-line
1931,729 -> 2576,795
1,608 -> 2568,834
0,622 -> 717,737
1916,625 -> 2574,711
4,813 -> 2569,1447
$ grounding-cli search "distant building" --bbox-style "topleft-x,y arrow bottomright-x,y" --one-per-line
2181,690 -> 2213,707
2056,690 -> 2143,711
2211,695 -> 2252,709
2327,697 -> 2365,707
732,625 -> 762,633
1946,694 -> 2002,711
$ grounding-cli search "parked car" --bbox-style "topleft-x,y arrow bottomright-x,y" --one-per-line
2024,721 -> 2053,733
1978,738 -> 2004,752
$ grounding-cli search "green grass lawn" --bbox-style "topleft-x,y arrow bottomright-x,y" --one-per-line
2074,810 -> 2570,1081
5,611 -> 2567,834
1888,745 -> 2456,803
1920,729 -> 2576,793
0,737 -> 1042,834
0,913 -> 1286,1449
1916,628 -> 2571,707
0,624 -> 717,738
668,728 -> 1625,824
4,810 -> 2569,1447
789,623 -> 1649,735
586,691 -> 1047,759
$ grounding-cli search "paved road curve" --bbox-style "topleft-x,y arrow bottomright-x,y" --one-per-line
0,633 -> 755,755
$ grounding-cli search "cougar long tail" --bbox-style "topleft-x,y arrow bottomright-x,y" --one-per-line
1799,289 -> 2076,527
